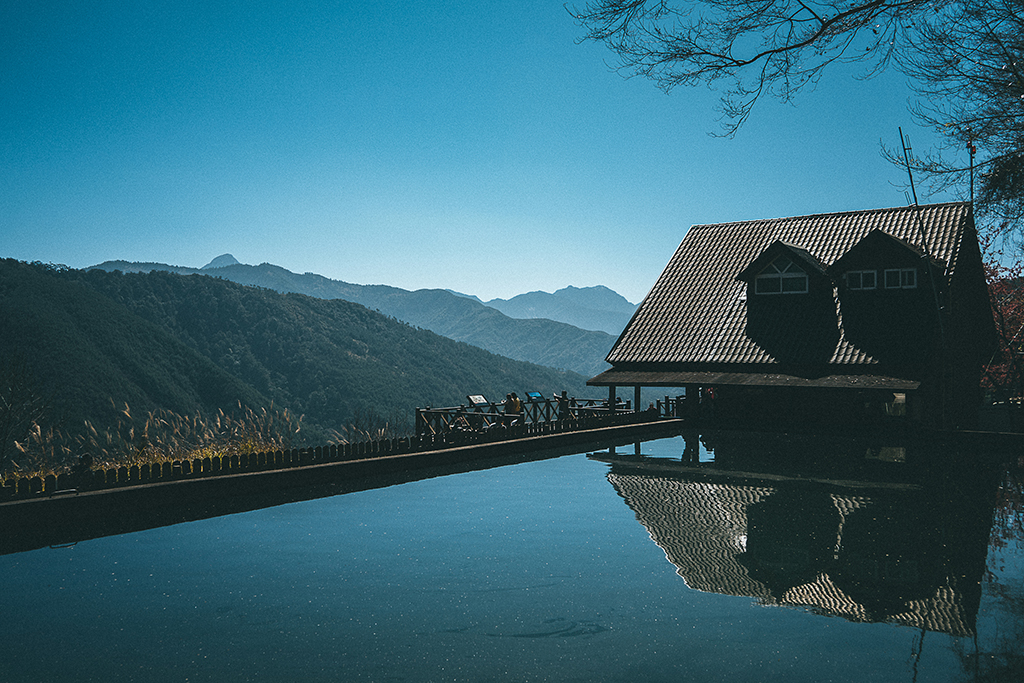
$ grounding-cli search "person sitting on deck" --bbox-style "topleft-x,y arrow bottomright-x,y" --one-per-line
505,392 -> 523,425
555,390 -> 569,421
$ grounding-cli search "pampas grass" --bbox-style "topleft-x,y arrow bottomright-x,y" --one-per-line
9,401 -> 330,477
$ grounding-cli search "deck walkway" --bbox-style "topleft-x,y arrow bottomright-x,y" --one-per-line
0,417 -> 688,556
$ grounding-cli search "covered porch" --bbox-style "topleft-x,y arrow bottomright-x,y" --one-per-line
588,368 -> 922,427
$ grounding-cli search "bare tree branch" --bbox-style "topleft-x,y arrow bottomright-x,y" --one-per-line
572,0 -> 1024,234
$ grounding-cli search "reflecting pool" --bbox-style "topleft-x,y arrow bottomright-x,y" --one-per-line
1,433 -> 1021,682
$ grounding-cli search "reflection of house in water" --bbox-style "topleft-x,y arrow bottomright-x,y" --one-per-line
598,436 -> 995,637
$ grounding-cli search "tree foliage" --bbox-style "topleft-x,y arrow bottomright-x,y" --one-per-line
0,354 -> 49,470
90,260 -> 619,378
0,259 -> 593,472
572,1 -> 1024,231
981,235 -> 1024,397
889,1 -> 1024,232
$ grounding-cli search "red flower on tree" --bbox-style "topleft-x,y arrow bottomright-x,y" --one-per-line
981,234 -> 1024,400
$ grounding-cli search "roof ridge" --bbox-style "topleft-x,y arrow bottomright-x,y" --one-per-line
690,201 -> 970,230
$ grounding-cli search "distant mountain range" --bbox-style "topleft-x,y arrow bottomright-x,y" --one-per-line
90,256 -> 626,377
484,285 -> 636,336
1,259 -> 592,460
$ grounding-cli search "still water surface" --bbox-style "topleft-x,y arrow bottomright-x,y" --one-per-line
1,435 -> 1021,682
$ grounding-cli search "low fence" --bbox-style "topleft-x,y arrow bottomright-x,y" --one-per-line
416,396 -> 632,436
656,394 -> 700,419
1,408 -> 658,502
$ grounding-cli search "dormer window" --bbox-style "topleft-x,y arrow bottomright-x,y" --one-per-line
884,268 -> 917,289
828,230 -> 939,299
755,257 -> 809,295
846,270 -> 877,290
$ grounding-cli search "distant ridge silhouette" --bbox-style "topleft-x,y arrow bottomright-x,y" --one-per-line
88,258 -> 617,377
202,254 -> 241,269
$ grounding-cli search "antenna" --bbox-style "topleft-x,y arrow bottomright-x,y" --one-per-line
967,127 -> 976,206
900,129 -> 920,204
899,127 -> 932,257
899,126 -> 948,427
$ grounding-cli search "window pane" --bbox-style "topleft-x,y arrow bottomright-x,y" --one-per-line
756,275 -> 781,293
901,269 -> 916,288
848,272 -> 862,289
781,274 -> 808,292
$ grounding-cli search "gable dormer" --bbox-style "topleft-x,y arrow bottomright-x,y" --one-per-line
736,240 -> 829,296
828,229 -> 945,366
735,241 -> 839,364
827,229 -> 945,295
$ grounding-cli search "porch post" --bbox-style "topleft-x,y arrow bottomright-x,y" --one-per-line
609,385 -> 616,414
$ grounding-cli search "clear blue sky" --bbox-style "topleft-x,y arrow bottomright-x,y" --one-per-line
2,1 -> 958,304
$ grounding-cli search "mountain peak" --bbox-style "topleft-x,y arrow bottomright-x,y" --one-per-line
552,285 -> 635,310
202,254 -> 240,269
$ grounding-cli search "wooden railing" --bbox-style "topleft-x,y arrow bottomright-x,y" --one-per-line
0,407 -> 660,503
416,395 -> 631,436
655,394 -> 699,419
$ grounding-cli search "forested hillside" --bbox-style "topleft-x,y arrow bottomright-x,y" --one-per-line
93,259 -> 616,377
1,260 -> 591,463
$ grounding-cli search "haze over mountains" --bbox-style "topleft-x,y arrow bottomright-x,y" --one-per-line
482,286 -> 636,336
91,255 -> 633,378
2,253 -> 640,466
1,259 -> 594,461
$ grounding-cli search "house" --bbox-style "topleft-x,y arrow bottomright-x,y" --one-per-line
588,202 -> 995,429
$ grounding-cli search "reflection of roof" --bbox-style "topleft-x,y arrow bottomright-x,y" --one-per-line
604,202 -> 970,368
608,474 -> 774,598
608,471 -> 975,636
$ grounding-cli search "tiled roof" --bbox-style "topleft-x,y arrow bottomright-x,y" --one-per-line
607,202 -> 971,367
